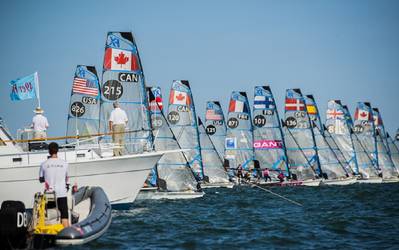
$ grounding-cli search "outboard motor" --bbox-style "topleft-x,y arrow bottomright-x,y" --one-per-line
0,201 -> 28,249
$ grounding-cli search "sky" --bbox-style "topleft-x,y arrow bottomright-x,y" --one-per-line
0,0 -> 398,137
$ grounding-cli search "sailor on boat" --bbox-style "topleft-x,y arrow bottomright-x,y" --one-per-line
39,142 -> 70,228
31,107 -> 49,139
109,101 -> 128,156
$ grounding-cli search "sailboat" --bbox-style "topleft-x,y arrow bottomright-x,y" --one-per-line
198,117 -> 233,188
282,89 -> 321,186
204,101 -> 226,162
252,86 -> 291,185
304,95 -> 355,185
137,87 -> 204,199
224,91 -> 254,178
386,133 -> 399,174
66,65 -> 101,146
351,103 -> 382,183
372,108 -> 399,182
99,31 -> 152,155
167,80 -> 206,182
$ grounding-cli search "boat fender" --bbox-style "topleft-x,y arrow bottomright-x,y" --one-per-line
0,200 -> 28,250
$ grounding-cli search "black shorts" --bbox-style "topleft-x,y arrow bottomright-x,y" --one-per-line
57,197 -> 68,219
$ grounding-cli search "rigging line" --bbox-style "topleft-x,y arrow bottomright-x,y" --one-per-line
241,179 -> 303,207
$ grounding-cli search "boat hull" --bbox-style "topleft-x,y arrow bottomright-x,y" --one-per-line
201,182 -> 234,189
136,187 -> 204,200
301,179 -> 322,187
0,151 -> 166,208
357,177 -> 383,184
321,177 -> 357,186
382,177 -> 399,183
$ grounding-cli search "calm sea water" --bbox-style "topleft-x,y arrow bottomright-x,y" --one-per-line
71,183 -> 399,249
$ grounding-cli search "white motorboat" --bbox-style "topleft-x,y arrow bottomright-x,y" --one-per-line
0,123 -> 169,208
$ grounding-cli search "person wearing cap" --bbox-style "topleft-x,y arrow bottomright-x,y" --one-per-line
39,142 -> 70,228
109,101 -> 128,156
31,107 -> 49,139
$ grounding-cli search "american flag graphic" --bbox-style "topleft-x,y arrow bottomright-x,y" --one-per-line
206,109 -> 223,120
72,77 -> 98,96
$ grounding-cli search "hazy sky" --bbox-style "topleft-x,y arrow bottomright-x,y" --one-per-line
1,0 -> 398,137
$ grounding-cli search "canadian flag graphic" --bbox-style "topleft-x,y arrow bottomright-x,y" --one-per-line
355,109 -> 370,121
104,48 -> 139,71
169,90 -> 190,106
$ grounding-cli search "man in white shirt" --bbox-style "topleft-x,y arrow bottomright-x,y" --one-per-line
31,107 -> 49,139
39,142 -> 70,228
109,101 -> 128,156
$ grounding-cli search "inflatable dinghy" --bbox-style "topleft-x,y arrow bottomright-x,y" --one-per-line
32,186 -> 112,248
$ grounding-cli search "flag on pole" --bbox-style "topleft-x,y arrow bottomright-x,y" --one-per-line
9,72 -> 38,101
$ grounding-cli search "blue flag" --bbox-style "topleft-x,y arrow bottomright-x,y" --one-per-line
9,72 -> 38,101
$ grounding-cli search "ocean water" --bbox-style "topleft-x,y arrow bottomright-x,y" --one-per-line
71,183 -> 399,249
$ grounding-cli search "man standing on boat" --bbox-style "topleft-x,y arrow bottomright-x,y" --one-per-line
31,107 -> 49,139
39,142 -> 70,228
109,101 -> 128,156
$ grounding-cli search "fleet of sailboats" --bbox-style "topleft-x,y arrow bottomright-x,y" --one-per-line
2,30 -> 399,211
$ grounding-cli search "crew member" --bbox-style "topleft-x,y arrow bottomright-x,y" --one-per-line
109,101 -> 128,156
31,107 -> 49,139
39,142 -> 70,228
263,168 -> 272,182
277,171 -> 285,183
236,164 -> 243,183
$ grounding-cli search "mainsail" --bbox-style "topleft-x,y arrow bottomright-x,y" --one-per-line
99,32 -> 152,154
304,95 -> 348,179
167,80 -> 204,180
325,100 -> 358,174
283,89 -> 321,179
147,87 -> 198,192
386,133 -> 399,173
66,65 -> 100,144
252,86 -> 289,177
351,103 -> 379,178
198,117 -> 230,184
204,101 -> 226,161
224,91 -> 254,170
372,108 -> 398,179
